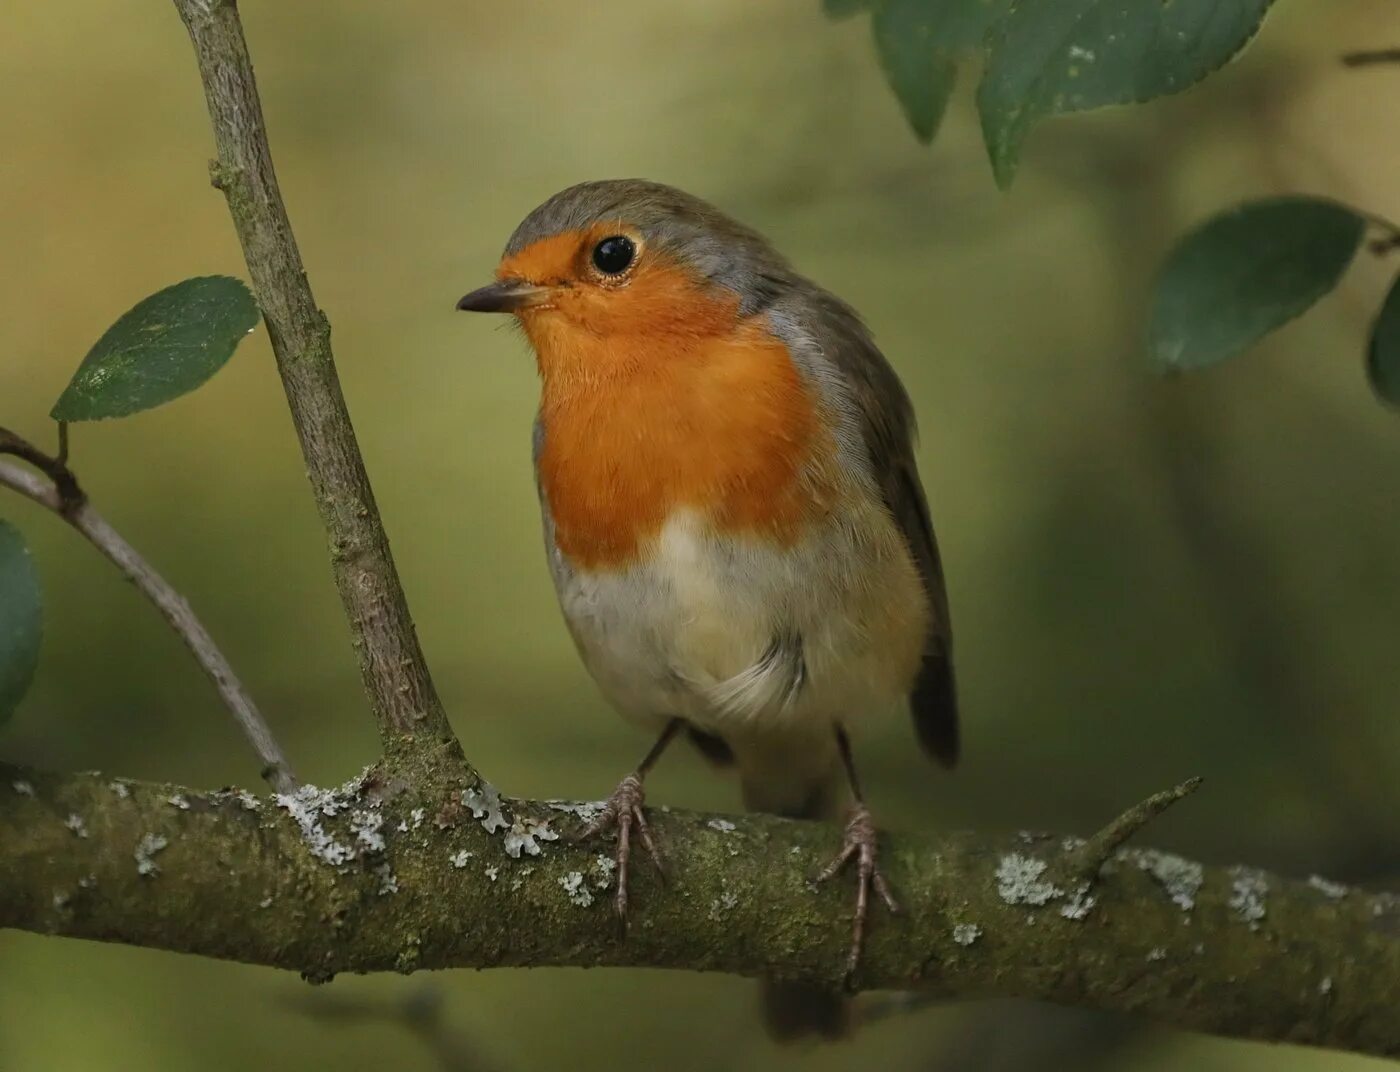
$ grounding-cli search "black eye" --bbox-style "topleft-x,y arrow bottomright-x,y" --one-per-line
591,235 -> 635,275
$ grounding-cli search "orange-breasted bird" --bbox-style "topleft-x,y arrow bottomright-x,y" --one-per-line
457,179 -> 956,1040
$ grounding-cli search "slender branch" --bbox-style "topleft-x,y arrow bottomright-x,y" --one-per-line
171,0 -> 454,755
1341,49 -> 1400,68
0,426 -> 84,513
289,985 -> 502,1072
0,458 -> 297,793
3,762 -> 1398,1060
1063,776 -> 1203,882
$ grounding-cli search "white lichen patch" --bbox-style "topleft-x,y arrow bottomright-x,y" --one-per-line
1228,866 -> 1269,929
449,849 -> 475,869
1146,946 -> 1167,962
350,808 -> 386,853
135,833 -> 169,876
707,818 -> 737,833
1122,848 -> 1203,912
1307,875 -> 1348,900
995,854 -> 1063,906
1060,883 -> 1097,921
1061,835 -> 1087,853
465,782 -> 509,834
560,871 -> 593,907
167,794 -> 190,811
64,813 -> 89,838
484,865 -> 499,883
110,780 -> 131,800
1067,44 -> 1097,62
12,779 -> 34,796
1369,891 -> 1400,917
238,790 -> 260,811
952,923 -> 982,946
503,816 -> 559,859
593,854 -> 617,889
275,784 -> 357,867
52,890 -> 70,911
1319,976 -> 1333,995
709,888 -> 740,921
410,807 -> 425,830
545,799 -> 607,824
374,862 -> 398,895
77,874 -> 96,890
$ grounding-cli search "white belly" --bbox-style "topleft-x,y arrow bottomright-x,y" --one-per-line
546,506 -> 929,739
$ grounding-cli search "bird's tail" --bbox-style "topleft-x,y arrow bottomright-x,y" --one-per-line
741,765 -> 850,1043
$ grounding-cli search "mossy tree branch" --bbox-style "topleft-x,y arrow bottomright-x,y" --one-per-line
172,0 -> 455,756
3,762 -> 1399,1059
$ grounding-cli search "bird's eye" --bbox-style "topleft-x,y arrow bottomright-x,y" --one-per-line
591,235 -> 635,276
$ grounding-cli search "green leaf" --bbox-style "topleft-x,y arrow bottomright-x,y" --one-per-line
51,276 -> 260,422
873,8 -> 958,142
0,521 -> 42,725
871,0 -> 1015,143
1148,198 -> 1365,373
978,0 -> 1275,187
1368,273 -> 1400,408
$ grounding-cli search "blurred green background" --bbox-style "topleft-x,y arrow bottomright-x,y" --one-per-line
3,1 -> 1400,1069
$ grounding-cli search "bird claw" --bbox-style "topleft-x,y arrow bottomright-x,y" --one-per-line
815,803 -> 898,980
579,772 -> 665,927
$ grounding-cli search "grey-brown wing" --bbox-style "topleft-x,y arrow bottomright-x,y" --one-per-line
809,294 -> 959,767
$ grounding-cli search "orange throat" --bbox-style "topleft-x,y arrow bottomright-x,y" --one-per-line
527,311 -> 828,572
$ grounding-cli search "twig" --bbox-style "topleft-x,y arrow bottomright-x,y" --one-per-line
0,456 -> 297,793
1063,777 -> 1203,882
0,426 -> 84,514
172,0 -> 454,752
1341,49 -> 1400,68
286,984 -> 502,1072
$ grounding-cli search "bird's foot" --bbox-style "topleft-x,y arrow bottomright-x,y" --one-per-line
815,803 -> 899,980
579,772 -> 664,926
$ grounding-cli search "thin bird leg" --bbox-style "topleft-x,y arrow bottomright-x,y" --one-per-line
580,717 -> 683,925
815,726 -> 899,980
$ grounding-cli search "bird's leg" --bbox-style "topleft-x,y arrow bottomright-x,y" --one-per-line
815,726 -> 899,980
580,717 -> 682,925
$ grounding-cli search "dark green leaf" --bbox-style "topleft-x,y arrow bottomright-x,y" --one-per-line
1148,198 -> 1365,373
978,0 -> 1275,187
0,521 -> 42,725
873,8 -> 958,142
1368,272 -> 1400,408
51,276 -> 260,422
872,0 -> 1015,143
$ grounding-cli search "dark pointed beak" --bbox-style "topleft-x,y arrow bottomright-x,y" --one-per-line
455,279 -> 551,313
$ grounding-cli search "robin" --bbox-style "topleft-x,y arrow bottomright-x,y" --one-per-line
456,179 -> 957,1040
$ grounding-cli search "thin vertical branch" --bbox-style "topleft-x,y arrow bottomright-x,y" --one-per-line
172,0 -> 456,754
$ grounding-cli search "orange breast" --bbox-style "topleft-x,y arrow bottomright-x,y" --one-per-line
529,296 -> 831,571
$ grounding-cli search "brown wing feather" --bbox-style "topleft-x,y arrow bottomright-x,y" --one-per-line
808,294 -> 959,767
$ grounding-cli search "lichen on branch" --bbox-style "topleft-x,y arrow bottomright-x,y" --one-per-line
3,760 -> 1399,1058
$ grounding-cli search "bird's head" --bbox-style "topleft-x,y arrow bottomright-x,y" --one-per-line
456,180 -> 794,381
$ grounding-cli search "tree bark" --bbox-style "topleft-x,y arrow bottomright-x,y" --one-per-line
173,0 -> 454,753
4,762 -> 1398,1057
